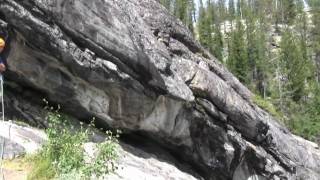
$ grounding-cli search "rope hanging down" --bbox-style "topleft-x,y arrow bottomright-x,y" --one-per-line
0,75 -> 5,180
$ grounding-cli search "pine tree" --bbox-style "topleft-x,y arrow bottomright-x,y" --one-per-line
228,0 -> 236,20
204,1 -> 220,60
205,0 -> 215,53
274,0 -> 282,31
217,0 -> 227,22
174,0 -> 188,24
241,0 -> 269,96
187,0 -> 196,34
198,0 -> 212,49
282,0 -> 297,24
280,29 -> 307,102
298,11 -> 314,87
255,25 -> 269,97
298,12 -> 308,61
227,18 -> 248,84
237,0 -> 247,18
310,1 -> 320,82
206,0 -> 215,25
212,24 -> 224,61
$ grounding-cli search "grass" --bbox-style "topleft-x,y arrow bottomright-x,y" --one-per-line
27,156 -> 56,180
2,155 -> 54,180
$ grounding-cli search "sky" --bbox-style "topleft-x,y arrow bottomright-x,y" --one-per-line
195,0 -> 208,9
195,0 -> 208,16
194,0 -> 310,12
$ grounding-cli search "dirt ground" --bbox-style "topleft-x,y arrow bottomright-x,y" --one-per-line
1,158 -> 31,180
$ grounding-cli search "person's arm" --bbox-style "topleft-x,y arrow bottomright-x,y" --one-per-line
0,56 -> 5,72
1,31 -> 10,67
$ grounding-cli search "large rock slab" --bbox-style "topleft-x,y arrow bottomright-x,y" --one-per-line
0,121 -> 200,179
0,0 -> 319,179
84,142 -> 200,180
0,121 -> 46,159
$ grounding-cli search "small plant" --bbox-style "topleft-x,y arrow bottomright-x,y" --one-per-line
84,130 -> 120,177
28,103 -> 120,179
44,112 -> 88,174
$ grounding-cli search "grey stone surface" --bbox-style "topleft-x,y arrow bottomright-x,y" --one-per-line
0,0 -> 319,179
0,137 -> 25,160
83,142 -> 200,180
0,121 -> 46,159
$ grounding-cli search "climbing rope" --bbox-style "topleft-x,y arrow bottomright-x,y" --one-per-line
0,74 -> 5,180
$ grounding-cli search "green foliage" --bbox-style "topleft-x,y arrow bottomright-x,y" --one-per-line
282,0 -> 297,24
84,130 -> 120,176
198,0 -> 212,48
227,18 -> 249,84
174,0 -> 189,24
280,29 -> 308,102
27,156 -> 56,180
44,112 -> 88,174
245,8 -> 269,96
57,170 -> 85,180
310,2 -> 320,82
253,95 -> 285,122
212,25 -> 224,61
228,0 -> 236,19
292,110 -> 320,141
29,108 -> 120,179
291,86 -> 320,140
207,0 -> 224,61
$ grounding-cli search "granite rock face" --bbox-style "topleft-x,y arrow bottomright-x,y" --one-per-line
0,0 -> 320,179
0,121 -> 46,159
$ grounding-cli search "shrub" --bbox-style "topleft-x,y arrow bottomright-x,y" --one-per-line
291,91 -> 320,141
84,130 -> 120,177
44,112 -> 88,174
28,109 -> 120,179
292,113 -> 320,141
